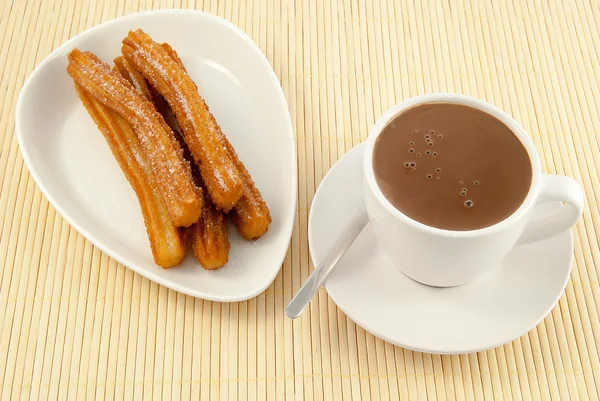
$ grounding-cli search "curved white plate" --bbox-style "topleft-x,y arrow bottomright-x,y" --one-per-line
309,144 -> 573,354
16,10 -> 296,302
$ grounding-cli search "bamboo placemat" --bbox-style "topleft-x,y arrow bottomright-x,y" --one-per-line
1,0 -> 599,399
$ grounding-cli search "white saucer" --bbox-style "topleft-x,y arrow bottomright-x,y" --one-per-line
309,144 -> 573,354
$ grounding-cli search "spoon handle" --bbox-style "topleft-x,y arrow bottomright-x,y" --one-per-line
286,205 -> 369,319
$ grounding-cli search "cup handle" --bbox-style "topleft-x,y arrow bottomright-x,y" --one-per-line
516,174 -> 584,246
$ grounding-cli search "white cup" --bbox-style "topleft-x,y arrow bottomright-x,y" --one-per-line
363,93 -> 584,287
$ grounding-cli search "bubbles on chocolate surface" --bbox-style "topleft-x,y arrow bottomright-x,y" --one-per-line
372,102 -> 532,231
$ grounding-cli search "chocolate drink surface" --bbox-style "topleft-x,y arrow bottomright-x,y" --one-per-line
372,103 -> 532,231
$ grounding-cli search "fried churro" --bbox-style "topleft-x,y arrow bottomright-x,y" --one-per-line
74,83 -> 186,267
67,49 -> 202,227
226,143 -> 272,240
158,41 -> 272,239
121,29 -> 243,212
188,187 -> 230,269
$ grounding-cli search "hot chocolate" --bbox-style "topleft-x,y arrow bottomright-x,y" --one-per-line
372,103 -> 532,231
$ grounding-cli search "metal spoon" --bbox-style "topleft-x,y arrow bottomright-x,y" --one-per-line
286,205 -> 368,319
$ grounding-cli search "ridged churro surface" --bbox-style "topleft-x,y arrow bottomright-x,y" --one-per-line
74,83 -> 186,267
67,49 -> 202,227
122,29 -> 244,211
188,189 -> 230,270
113,55 -> 152,101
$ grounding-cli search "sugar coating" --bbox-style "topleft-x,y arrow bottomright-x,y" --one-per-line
67,50 -> 200,225
122,31 -> 244,210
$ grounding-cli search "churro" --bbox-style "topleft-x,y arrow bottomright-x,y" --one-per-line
188,186 -> 230,270
73,83 -> 186,267
226,142 -> 272,240
158,41 -> 272,239
122,29 -> 244,211
67,49 -> 202,227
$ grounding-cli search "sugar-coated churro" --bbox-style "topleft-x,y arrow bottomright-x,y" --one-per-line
74,83 -> 186,267
188,187 -> 230,270
225,140 -> 272,240
67,49 -> 202,227
122,29 -> 244,212
158,42 -> 272,239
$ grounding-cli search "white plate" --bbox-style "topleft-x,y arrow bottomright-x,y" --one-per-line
16,10 -> 296,302
309,144 -> 573,354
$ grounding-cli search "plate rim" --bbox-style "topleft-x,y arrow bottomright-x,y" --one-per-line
309,143 -> 573,354
15,9 -> 297,302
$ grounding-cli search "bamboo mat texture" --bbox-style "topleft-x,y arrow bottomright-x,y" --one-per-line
1,0 -> 600,399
